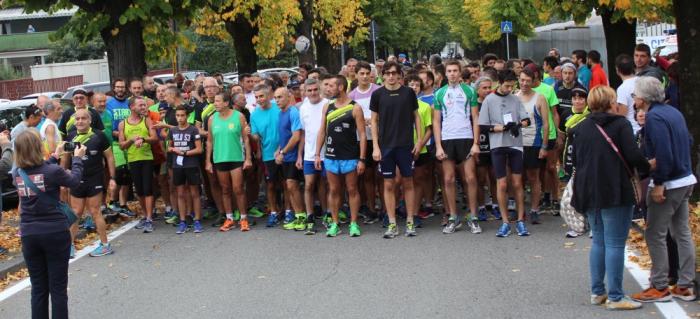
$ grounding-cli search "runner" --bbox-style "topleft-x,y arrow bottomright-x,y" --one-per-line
348,61 -> 381,223
118,97 -> 158,233
206,92 -> 252,232
614,54 -> 642,134
516,68 -> 550,225
314,74 -> 366,237
58,88 -> 104,137
105,79 -> 136,218
405,75 -> 434,225
250,84 -> 283,227
370,61 -> 422,238
433,60 -> 481,234
474,77 -> 500,221
65,109 -> 116,257
38,100 -> 62,158
198,77 -> 226,227
299,78 -> 330,234
232,92 -> 265,219
478,70 -> 531,237
274,87 -> 306,231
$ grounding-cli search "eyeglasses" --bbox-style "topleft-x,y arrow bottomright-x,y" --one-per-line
73,95 -> 85,100
384,71 -> 399,76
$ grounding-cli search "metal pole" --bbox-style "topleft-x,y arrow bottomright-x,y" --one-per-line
340,43 -> 345,67
506,33 -> 510,60
371,20 -> 377,63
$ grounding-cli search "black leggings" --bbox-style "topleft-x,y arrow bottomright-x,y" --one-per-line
22,230 -> 70,319
129,160 -> 154,196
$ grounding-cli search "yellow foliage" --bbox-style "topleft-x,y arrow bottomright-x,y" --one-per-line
314,0 -> 369,47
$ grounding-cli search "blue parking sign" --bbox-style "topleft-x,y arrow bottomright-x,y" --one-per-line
501,21 -> 513,34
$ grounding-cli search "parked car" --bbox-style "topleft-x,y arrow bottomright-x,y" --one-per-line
153,70 -> 210,85
61,81 -> 112,106
21,91 -> 64,100
0,103 -> 27,131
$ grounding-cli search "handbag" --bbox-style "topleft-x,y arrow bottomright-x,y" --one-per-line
595,124 -> 642,206
17,168 -> 78,225
559,172 -> 587,233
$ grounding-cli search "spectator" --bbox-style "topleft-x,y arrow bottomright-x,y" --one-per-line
629,76 -> 697,303
664,62 -> 680,111
0,130 -> 12,254
482,53 -> 498,68
570,85 -> 649,310
10,104 -> 43,145
571,50 -> 591,90
548,48 -> 561,61
12,130 -> 86,319
634,44 -> 666,83
614,54 -> 641,134
542,56 -> 559,86
587,50 -> 609,89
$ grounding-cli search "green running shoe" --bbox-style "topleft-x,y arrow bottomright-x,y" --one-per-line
283,218 -> 298,230
338,210 -> 349,224
293,215 -> 307,231
202,209 -> 219,220
248,207 -> 265,218
232,210 -> 241,221
349,222 -> 361,237
326,222 -> 340,237
165,214 -> 179,224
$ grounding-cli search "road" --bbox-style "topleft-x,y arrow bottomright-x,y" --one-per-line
0,214 -> 697,319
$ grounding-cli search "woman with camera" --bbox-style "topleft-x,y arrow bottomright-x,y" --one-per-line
12,129 -> 86,319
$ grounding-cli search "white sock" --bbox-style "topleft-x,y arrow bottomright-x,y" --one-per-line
226,213 -> 234,220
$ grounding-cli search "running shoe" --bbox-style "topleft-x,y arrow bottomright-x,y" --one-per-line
322,213 -> 333,228
605,296 -> 642,310
591,294 -> 608,305
304,221 -> 317,235
283,215 -> 302,230
89,242 -> 113,257
515,220 -> 530,236
118,207 -> 136,218
193,220 -> 203,233
566,230 -> 582,238
135,218 -> 147,229
417,207 -> 435,219
151,210 -> 161,221
338,210 -> 349,224
362,212 -> 379,224
248,207 -> 265,218
496,223 -> 511,237
383,223 -> 398,239
176,221 -> 187,234
552,201 -> 561,216
202,209 -> 218,220
165,213 -> 179,225
219,219 -> 236,232
240,219 -> 250,232
467,218 -> 482,234
477,207 -> 488,221
211,215 -> 226,227
82,216 -> 96,231
143,220 -> 154,233
630,287 -> 672,303
164,209 -> 176,219
349,222 -> 361,237
102,206 -> 118,218
670,286 -> 696,301
266,214 -> 279,227
70,244 -> 76,259
293,215 -> 307,231
326,223 -> 340,237
442,218 -> 462,234
283,211 -> 295,224
492,206 -> 502,220
405,222 -> 417,237
529,210 -> 541,225
232,210 -> 241,221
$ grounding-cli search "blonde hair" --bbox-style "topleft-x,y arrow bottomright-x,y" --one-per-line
14,129 -> 45,169
587,85 -> 617,112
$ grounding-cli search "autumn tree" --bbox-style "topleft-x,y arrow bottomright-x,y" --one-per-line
13,0 -> 200,81
312,0 -> 368,73
539,0 -> 673,87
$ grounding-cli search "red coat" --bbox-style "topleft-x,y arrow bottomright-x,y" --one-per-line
589,63 -> 609,89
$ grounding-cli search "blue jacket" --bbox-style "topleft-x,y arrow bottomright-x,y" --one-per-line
644,102 -> 694,186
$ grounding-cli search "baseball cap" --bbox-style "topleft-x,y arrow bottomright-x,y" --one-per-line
72,88 -> 88,96
571,87 -> 588,98
398,53 -> 407,58
287,79 -> 301,89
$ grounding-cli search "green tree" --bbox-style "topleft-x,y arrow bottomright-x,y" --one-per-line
46,34 -> 106,63
181,32 -> 237,74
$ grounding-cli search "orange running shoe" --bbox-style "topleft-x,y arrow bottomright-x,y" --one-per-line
219,219 -> 236,232
240,219 -> 250,232
630,287 -> 672,303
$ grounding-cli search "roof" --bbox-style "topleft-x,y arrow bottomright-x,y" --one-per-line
0,7 -> 77,21
535,15 -> 602,32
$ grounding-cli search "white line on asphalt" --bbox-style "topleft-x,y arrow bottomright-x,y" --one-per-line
624,248 -> 690,319
0,219 -> 139,303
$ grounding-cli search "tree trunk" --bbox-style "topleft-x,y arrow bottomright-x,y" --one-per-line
100,20 -> 147,81
225,14 -> 259,73
673,0 -> 700,178
315,34 -> 341,74
296,0 -> 315,65
600,7 -> 636,88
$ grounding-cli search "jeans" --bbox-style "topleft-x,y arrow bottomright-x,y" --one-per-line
645,185 -> 696,289
587,206 -> 633,302
21,230 -> 71,319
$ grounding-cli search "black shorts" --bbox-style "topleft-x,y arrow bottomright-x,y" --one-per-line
129,160 -> 154,197
214,161 -> 243,172
365,142 -> 377,167
477,152 -> 491,167
172,167 -> 202,186
414,152 -> 433,167
379,146 -> 414,178
70,173 -> 104,198
114,165 -> 132,186
263,160 -> 282,182
282,162 -> 303,181
441,139 -> 473,163
523,146 -> 545,169
491,147 -> 524,179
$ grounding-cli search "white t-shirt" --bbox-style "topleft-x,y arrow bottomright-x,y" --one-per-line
616,77 -> 640,134
349,83 -> 380,140
299,98 -> 329,161
245,91 -> 257,114
439,85 -> 473,140
39,118 -> 61,144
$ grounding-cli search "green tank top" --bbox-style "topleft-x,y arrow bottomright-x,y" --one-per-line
212,110 -> 243,163
124,117 -> 153,162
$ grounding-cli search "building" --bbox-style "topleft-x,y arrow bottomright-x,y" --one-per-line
0,7 -> 76,75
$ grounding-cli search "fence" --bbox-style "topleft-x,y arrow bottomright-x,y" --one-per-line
0,75 -> 84,100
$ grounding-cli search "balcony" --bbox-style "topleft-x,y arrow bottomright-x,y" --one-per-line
0,31 -> 51,53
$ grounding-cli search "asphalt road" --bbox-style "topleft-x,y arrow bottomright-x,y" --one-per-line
0,214 -> 697,319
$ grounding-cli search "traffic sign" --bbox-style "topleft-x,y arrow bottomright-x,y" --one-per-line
501,21 -> 513,34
